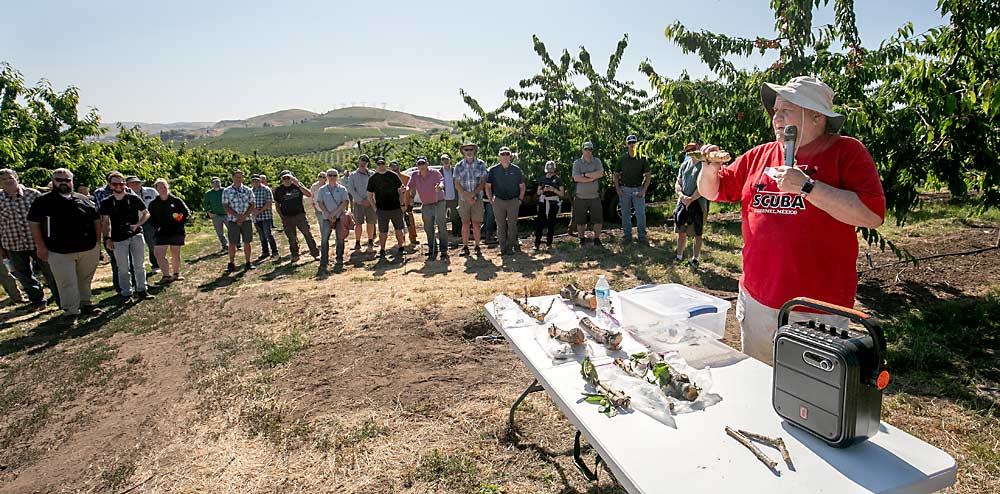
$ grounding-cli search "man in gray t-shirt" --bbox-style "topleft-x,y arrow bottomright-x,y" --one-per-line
571,141 -> 606,245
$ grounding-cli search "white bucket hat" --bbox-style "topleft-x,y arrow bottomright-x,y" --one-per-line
761,76 -> 844,132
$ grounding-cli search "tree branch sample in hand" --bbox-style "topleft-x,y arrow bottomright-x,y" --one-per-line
579,317 -> 623,350
685,150 -> 732,163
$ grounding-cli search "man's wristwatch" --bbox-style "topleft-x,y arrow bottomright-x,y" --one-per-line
800,178 -> 817,196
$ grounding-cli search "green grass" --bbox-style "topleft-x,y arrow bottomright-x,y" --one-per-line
254,332 -> 307,368
883,287 -> 1000,414
408,449 -> 481,491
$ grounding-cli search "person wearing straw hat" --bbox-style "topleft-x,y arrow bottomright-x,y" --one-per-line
697,75 -> 886,365
674,140 -> 708,266
453,141 -> 488,256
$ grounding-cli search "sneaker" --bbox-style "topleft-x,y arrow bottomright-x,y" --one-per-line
136,291 -> 155,300
220,246 -> 229,253
379,249 -> 386,258
172,273 -> 185,281
410,239 -> 419,246
117,294 -> 133,304
80,305 -> 103,316
460,246 -> 470,257
159,275 -> 174,285
397,246 -> 405,256
425,251 -> 435,258
312,254 -> 320,262
60,314 -> 79,327
688,258 -> 700,268
226,262 -> 237,272
594,238 -> 604,247
257,253 -> 270,261
474,246 -> 482,255
28,300 -> 47,310
244,263 -> 255,271
353,241 -> 361,251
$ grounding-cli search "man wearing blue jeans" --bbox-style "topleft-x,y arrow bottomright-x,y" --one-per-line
126,176 -> 160,274
613,134 -> 651,245
315,168 -> 350,270
0,168 -> 59,308
250,175 -> 279,260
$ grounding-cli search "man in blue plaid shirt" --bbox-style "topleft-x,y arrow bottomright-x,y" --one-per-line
250,175 -> 279,260
222,169 -> 256,272
453,142 -> 488,256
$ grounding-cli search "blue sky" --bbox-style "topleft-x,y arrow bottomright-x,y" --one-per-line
4,0 -> 946,123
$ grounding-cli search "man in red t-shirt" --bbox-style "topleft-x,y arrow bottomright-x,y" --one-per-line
697,76 -> 886,364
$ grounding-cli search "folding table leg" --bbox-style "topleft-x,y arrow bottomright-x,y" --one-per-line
507,379 -> 545,433
573,430 -> 603,482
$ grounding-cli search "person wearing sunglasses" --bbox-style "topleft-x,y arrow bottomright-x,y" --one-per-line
99,171 -> 153,301
697,76 -> 886,365
92,171 -> 138,293
27,168 -> 104,323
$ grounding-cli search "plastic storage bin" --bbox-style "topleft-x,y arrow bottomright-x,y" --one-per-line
617,283 -> 731,338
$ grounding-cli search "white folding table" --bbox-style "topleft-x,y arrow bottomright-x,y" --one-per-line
485,293 -> 957,494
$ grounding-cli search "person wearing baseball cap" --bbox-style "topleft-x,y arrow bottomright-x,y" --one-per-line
533,160 -> 564,250
347,154 -> 377,250
204,177 -> 233,252
124,175 -> 161,273
439,153 -> 459,235
366,156 -> 407,259
697,75 -> 886,365
485,146 -> 525,255
222,168 -> 256,271
274,170 -> 321,262
572,141 -> 605,246
406,156 -> 449,260
614,134 -> 651,245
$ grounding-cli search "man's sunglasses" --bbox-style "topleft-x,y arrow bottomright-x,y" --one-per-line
53,177 -> 72,183
110,182 -> 126,187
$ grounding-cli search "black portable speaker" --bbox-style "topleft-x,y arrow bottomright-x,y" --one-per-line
771,297 -> 891,448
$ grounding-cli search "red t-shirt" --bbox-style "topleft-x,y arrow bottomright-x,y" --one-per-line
716,134 -> 886,310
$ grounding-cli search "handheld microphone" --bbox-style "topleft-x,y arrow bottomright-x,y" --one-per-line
783,125 -> 798,169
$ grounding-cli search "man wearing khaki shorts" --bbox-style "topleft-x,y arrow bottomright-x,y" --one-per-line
572,141 -> 605,246
453,141 -> 488,256
346,154 -> 377,250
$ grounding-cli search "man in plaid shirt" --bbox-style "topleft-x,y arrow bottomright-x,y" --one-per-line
250,174 -> 279,260
222,169 -> 256,272
453,142 -> 488,256
0,168 -> 58,307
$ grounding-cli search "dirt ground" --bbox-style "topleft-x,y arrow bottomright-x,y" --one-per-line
0,205 -> 997,493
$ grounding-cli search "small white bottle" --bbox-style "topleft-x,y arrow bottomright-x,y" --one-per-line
595,275 -> 611,325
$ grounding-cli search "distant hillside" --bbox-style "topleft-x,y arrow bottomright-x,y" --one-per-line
192,107 -> 454,156
98,121 -> 214,141
213,109 -> 320,130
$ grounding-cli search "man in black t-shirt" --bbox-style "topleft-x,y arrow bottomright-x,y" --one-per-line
99,172 -> 153,301
613,134 -> 652,245
366,157 -> 406,258
273,171 -> 320,262
27,168 -> 103,321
